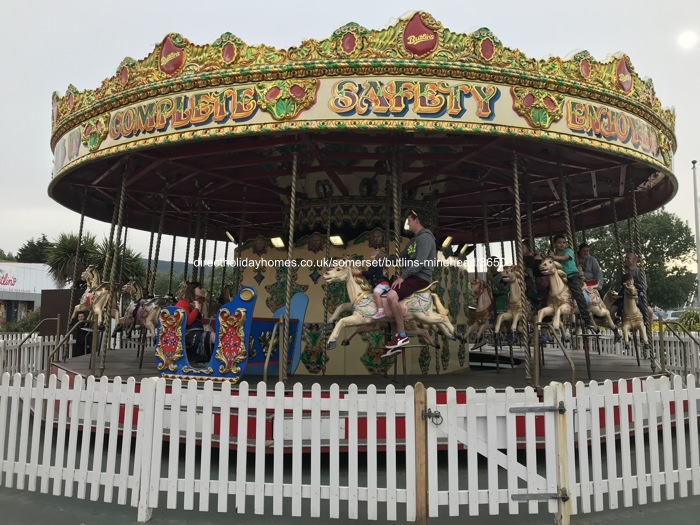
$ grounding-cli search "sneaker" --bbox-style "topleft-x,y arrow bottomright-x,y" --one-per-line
385,333 -> 409,349
381,346 -> 404,358
372,310 -> 386,320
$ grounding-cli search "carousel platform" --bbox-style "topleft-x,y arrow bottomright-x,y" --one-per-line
53,342 -> 653,391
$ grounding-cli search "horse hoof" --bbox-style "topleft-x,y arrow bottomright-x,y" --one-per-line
341,340 -> 350,346
327,341 -> 337,350
453,331 -> 465,341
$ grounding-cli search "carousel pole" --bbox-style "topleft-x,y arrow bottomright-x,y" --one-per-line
199,216 -> 208,284
220,239 -> 229,294
100,171 -> 128,376
322,174 -> 333,375
391,147 -> 402,262
102,185 -> 121,283
693,161 -> 700,308
557,164 -> 576,265
610,197 -> 624,276
145,216 -> 156,294
149,192 -> 167,296
280,149 -> 299,384
67,189 -> 87,332
234,185 -> 248,295
182,216 -> 192,283
630,183 -> 655,372
208,239 -> 218,313
168,235 -> 177,296
192,197 -> 203,282
512,156 -> 532,387
481,183 -> 491,259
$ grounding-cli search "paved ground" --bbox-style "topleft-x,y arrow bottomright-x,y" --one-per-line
1,486 -> 699,524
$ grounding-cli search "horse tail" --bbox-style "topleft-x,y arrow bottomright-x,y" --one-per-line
431,293 -> 449,316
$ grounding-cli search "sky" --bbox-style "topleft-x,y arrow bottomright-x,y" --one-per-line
1,0 -> 698,263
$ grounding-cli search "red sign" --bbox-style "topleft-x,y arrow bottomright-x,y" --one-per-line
0,273 -> 17,287
159,36 -> 185,75
403,13 -> 437,57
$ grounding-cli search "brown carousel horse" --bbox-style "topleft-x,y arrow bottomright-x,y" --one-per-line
70,265 -> 118,328
322,264 -> 457,350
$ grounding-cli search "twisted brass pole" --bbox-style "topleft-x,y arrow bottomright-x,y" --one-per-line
149,193 -> 167,296
100,172 -> 128,376
281,150 -> 299,384
512,156 -> 531,386
392,147 -> 402,262
67,189 -> 87,333
168,235 -> 176,296
631,185 -> 655,371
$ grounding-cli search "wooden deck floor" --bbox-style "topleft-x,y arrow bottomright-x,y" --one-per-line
54,341 -> 656,391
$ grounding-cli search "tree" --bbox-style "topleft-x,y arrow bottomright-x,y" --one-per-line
45,232 -> 98,287
16,234 -> 53,263
581,209 -> 695,309
45,232 -> 146,288
0,249 -> 16,261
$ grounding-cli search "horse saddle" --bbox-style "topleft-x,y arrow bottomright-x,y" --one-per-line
414,281 -> 438,295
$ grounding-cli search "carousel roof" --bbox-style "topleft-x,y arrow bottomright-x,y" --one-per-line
49,11 -> 677,246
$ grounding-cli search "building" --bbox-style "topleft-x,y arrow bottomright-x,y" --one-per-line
0,262 -> 64,324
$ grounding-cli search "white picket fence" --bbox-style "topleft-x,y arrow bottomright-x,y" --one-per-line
1,371 -> 699,523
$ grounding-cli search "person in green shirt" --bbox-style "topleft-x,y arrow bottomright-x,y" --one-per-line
548,234 -> 597,333
486,255 -> 509,315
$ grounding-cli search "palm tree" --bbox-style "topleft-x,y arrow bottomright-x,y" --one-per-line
45,232 -> 98,287
95,237 -> 146,285
45,232 -> 146,288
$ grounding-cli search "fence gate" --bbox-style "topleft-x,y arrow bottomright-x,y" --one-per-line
424,384 -> 571,522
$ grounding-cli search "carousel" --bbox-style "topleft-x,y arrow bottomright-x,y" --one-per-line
48,11 -> 677,393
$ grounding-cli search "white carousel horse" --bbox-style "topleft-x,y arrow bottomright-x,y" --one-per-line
465,278 -> 494,342
70,265 -> 118,328
322,264 -> 456,350
537,258 -> 618,333
581,281 -> 618,333
494,265 -> 533,334
536,258 -> 574,331
620,279 -> 649,349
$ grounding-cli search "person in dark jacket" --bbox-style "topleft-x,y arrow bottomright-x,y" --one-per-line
384,210 -> 436,352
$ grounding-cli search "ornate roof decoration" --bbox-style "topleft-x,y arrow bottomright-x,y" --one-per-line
50,11 -> 675,151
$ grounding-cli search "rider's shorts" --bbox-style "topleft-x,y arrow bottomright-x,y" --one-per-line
395,276 -> 430,301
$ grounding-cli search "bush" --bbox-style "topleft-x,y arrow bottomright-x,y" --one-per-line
678,309 -> 700,332
0,308 -> 42,333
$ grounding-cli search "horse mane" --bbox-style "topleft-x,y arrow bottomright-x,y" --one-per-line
352,273 -> 371,292
545,257 -> 568,282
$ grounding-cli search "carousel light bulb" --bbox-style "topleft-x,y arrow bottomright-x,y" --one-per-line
441,236 -> 453,248
271,237 -> 285,248
459,244 -> 469,255
329,235 -> 344,246
225,231 -> 236,243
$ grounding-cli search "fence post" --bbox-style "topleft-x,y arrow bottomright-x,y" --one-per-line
414,382 -> 428,525
136,377 -> 158,522
553,382 -> 572,525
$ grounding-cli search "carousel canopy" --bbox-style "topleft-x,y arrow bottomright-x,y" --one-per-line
49,11 -> 676,245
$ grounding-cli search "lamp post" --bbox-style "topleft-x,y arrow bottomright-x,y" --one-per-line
693,160 -> 700,308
